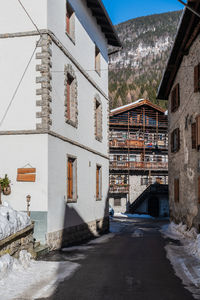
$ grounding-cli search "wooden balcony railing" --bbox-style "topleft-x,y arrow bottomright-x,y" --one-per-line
109,184 -> 129,193
110,161 -> 168,170
109,139 -> 168,149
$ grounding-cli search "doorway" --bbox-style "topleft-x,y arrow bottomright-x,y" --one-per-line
148,196 -> 159,217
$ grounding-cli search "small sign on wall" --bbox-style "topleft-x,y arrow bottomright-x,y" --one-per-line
17,168 -> 36,182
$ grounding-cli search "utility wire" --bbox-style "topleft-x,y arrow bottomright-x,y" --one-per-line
0,1 -> 43,127
18,0 -> 42,38
0,45 -> 39,127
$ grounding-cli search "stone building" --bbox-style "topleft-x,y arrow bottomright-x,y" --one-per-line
0,0 -> 121,248
157,1 -> 200,229
109,99 -> 169,217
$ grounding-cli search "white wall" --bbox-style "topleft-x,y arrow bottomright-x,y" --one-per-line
51,41 -> 108,157
47,135 -> 109,233
48,0 -> 108,93
0,36 -> 39,131
0,0 -> 47,33
0,134 -> 48,212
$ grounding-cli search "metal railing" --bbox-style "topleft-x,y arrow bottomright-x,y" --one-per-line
109,184 -> 129,193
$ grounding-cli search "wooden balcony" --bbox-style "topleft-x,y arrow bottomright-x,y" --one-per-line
110,161 -> 168,171
109,139 -> 168,149
109,184 -> 129,193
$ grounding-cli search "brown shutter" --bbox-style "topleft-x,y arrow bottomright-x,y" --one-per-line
96,166 -> 99,199
67,79 -> 71,120
68,159 -> 73,199
198,176 -> 200,203
194,65 -> 199,92
176,84 -> 180,108
171,130 -> 174,153
177,128 -> 180,151
174,178 -> 179,202
196,115 -> 200,149
191,123 -> 197,149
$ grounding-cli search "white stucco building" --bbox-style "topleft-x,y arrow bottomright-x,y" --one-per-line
0,0 -> 121,248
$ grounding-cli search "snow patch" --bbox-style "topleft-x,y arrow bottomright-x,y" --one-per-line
0,201 -> 31,240
0,251 -> 79,299
114,212 -> 154,219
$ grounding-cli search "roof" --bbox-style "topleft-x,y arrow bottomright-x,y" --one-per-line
110,99 -> 166,116
86,0 -> 122,47
157,0 -> 200,100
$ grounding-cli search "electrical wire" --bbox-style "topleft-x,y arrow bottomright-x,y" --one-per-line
0,0 -> 43,128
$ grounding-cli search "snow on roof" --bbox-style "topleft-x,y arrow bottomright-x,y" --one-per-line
110,99 -> 144,113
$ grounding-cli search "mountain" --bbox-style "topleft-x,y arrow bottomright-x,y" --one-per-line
109,10 -> 182,110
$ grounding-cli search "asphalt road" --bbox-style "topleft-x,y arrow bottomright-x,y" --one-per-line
40,218 -> 194,300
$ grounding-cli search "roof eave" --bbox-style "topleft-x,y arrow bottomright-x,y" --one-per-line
86,0 -> 122,47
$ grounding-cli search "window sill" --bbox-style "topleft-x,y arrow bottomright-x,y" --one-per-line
95,136 -> 103,142
95,69 -> 101,77
96,198 -> 102,201
65,32 -> 75,45
67,198 -> 77,203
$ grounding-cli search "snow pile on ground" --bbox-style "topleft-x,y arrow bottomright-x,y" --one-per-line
0,250 -> 31,280
162,222 -> 197,241
0,250 -> 79,299
114,212 -> 154,219
0,201 -> 31,240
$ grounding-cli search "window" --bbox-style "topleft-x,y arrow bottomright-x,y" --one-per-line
67,156 -> 77,202
196,115 -> 200,150
95,46 -> 101,75
171,128 -> 180,153
194,64 -> 200,92
114,198 -> 121,207
171,84 -> 180,112
191,123 -> 197,149
66,1 -> 75,42
96,165 -> 102,200
64,64 -> 78,127
94,94 -> 102,142
198,176 -> 200,203
174,178 -> 179,202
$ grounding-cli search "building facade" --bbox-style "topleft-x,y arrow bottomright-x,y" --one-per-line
109,99 -> 169,217
157,1 -> 200,229
0,0 -> 121,248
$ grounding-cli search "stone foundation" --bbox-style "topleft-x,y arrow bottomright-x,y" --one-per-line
47,217 -> 109,250
0,223 -> 34,258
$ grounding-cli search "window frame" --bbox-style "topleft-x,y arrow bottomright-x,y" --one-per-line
174,178 -> 179,203
94,95 -> 103,142
194,64 -> 200,93
171,128 -> 180,153
171,84 -> 180,113
67,155 -> 77,203
95,45 -> 101,76
66,1 -> 75,43
96,164 -> 102,201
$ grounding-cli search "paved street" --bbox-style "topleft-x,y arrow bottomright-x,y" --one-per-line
40,218 -> 194,300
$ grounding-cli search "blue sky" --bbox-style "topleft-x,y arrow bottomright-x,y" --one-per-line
102,0 -> 183,25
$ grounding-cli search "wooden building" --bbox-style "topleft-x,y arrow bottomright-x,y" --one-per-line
109,99 -> 169,217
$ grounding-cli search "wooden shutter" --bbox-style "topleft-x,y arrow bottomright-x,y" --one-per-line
174,178 -> 179,202
198,176 -> 200,203
196,115 -> 200,149
177,128 -> 180,151
171,84 -> 180,112
68,159 -> 73,199
171,130 -> 174,152
194,64 -> 200,92
67,78 -> 71,120
96,166 -> 99,199
191,123 -> 197,149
